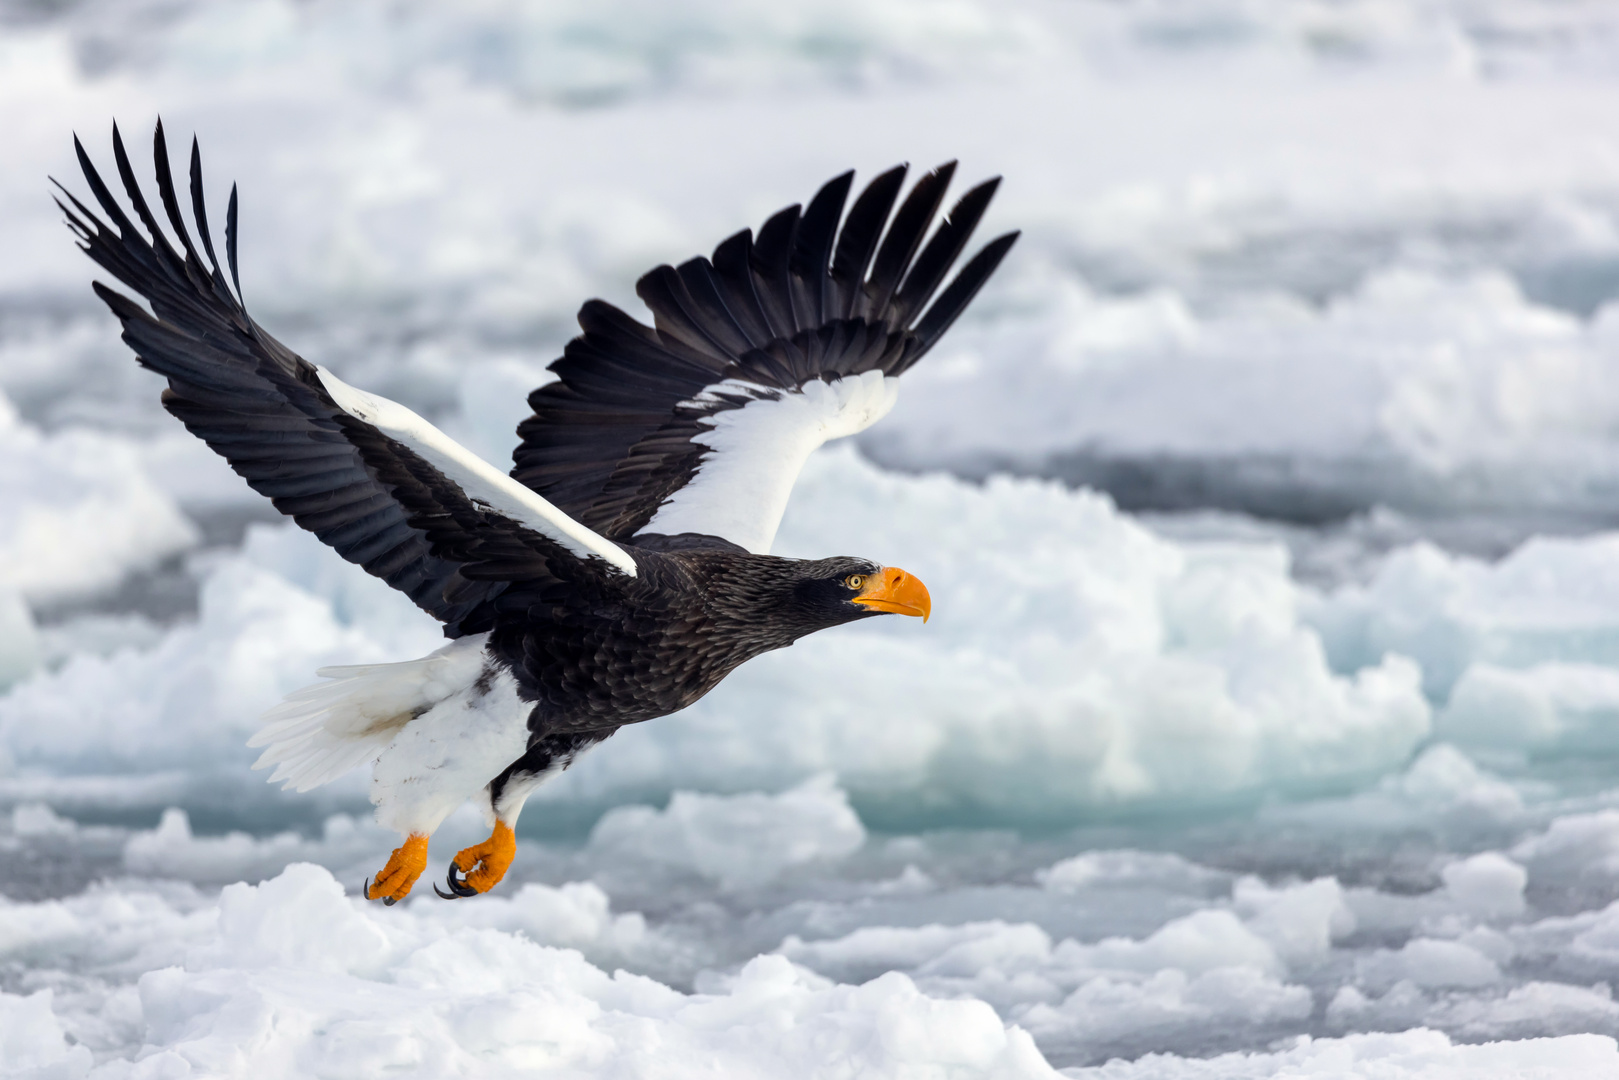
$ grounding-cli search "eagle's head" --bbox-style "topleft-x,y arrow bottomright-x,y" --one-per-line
782,556 -> 932,631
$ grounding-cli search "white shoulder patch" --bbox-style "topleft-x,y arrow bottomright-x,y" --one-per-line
315,366 -> 637,576
643,369 -> 899,553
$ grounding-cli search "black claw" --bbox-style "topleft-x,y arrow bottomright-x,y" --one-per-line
436,860 -> 479,899
382,894 -> 399,907
362,876 -> 372,901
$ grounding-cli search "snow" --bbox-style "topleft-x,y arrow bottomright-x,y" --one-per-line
9,0 -> 1619,1075
1,861 -> 1057,1079
9,775 -> 1619,1071
585,774 -> 867,889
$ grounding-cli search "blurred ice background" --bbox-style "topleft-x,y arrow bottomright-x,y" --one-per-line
7,0 -> 1619,1075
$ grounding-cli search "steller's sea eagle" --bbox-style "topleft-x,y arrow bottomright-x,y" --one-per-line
58,121 -> 1017,902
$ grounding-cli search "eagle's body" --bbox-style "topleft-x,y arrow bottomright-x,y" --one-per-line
60,123 -> 1015,901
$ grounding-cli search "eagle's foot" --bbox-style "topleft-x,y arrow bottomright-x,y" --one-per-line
363,833 -> 429,905
434,822 -> 515,899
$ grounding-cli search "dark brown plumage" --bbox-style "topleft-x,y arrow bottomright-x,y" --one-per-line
60,120 -> 1015,901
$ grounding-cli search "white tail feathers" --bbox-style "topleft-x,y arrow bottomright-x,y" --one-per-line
248,633 -> 491,793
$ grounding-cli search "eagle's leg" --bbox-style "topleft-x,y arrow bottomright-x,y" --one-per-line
438,821 -> 516,898
435,755 -> 534,899
434,729 -> 615,900
363,832 -> 430,905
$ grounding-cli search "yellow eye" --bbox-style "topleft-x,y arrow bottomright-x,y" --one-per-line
845,574 -> 865,591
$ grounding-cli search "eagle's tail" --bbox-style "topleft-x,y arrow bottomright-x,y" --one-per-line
248,633 -> 491,793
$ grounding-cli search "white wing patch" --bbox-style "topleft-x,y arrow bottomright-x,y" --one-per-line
316,366 -> 638,576
643,369 -> 899,553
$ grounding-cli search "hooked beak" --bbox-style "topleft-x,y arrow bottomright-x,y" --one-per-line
851,566 -> 932,623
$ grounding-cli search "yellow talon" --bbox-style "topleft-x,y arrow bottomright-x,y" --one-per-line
364,833 -> 429,905
443,822 -> 516,897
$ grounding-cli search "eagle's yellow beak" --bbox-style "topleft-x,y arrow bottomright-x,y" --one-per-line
851,566 -> 932,622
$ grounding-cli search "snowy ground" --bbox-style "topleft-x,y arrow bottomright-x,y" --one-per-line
7,0 -> 1619,1076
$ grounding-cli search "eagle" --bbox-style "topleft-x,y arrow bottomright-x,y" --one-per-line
59,122 -> 1017,903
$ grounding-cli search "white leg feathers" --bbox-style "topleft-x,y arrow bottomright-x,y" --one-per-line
250,632 -> 535,838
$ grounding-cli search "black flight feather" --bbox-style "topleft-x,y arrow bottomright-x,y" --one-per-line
61,122 -> 607,637
829,164 -> 906,319
512,161 -> 1017,541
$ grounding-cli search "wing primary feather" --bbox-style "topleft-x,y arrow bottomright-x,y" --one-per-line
52,182 -> 100,249
67,123 -> 640,637
829,164 -> 906,318
225,182 -> 243,304
861,161 -> 956,322
188,137 -> 230,294
709,230 -> 775,346
72,134 -> 142,248
674,256 -> 761,355
749,203 -> 800,338
111,122 -> 183,274
892,176 -> 1001,327
900,230 -> 1020,373
789,169 -> 852,329
635,264 -> 744,360
150,120 -> 204,278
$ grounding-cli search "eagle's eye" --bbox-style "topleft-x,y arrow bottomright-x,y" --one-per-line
844,574 -> 865,591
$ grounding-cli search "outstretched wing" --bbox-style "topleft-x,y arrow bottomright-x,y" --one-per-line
512,163 -> 1018,553
60,122 -> 637,638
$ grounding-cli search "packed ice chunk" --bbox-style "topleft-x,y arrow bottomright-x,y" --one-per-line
881,266 -> 1619,521
1387,744 -> 1525,820
1061,1028 -> 1619,1079
1429,982 -> 1619,1044
1512,811 -> 1619,893
1038,850 -> 1226,895
1441,853 -> 1528,919
1439,662 -> 1619,754
1330,979 -> 1619,1046
0,546 -> 442,782
1085,909 -> 1284,978
1233,875 -> 1355,968
1309,535 -> 1619,701
190,862 -> 393,975
0,391 -> 196,606
780,921 -> 1054,988
586,774 -> 865,889
1018,967 -> 1312,1064
1358,938 -> 1503,991
1268,743 -> 1526,841
779,906 -> 1291,990
123,807 -> 389,886
775,873 -> 1342,1065
2,864 -> 1060,1078
1563,909 -> 1619,974
776,908 -> 1311,1065
0,585 -> 38,692
421,880 -> 663,970
11,801 -> 74,838
0,989 -> 91,1078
